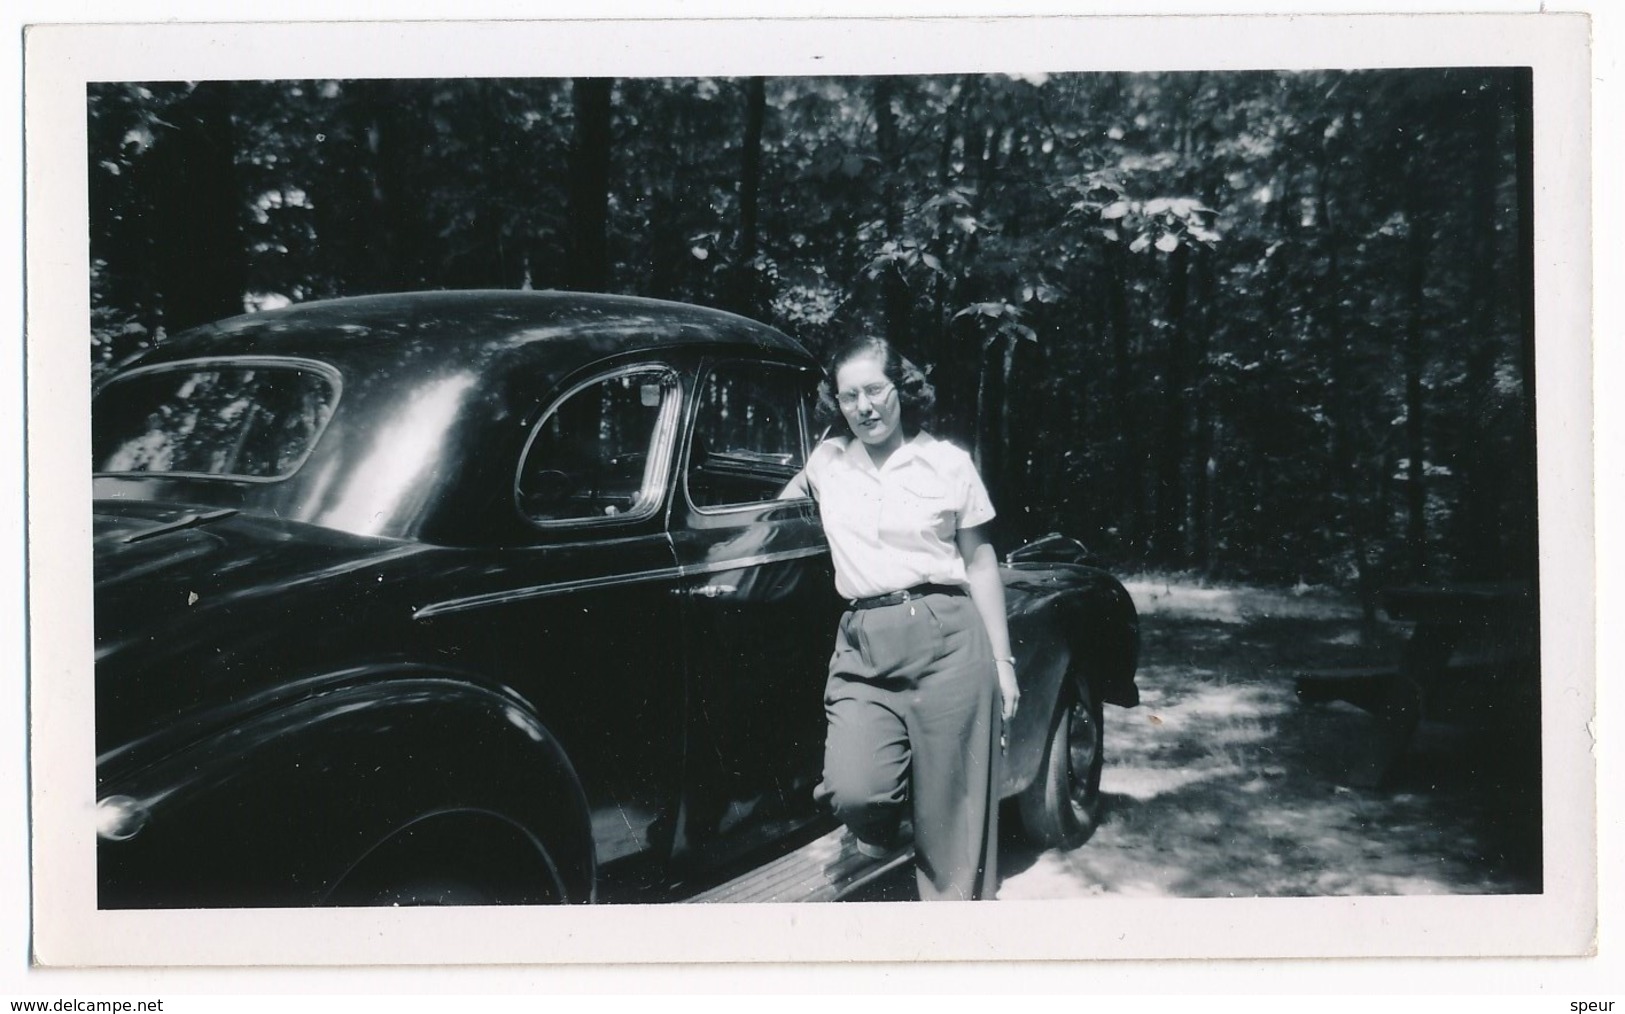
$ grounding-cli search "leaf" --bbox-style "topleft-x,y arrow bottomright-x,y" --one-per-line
1170,197 -> 1212,218
1100,200 -> 1130,220
691,246 -> 709,260
923,190 -> 972,213
1013,324 -> 1039,343
1155,233 -> 1179,253
920,252 -> 945,274
861,252 -> 901,279
1129,233 -> 1152,254
1189,224 -> 1224,245
1144,197 -> 1172,216
954,301 -> 1009,320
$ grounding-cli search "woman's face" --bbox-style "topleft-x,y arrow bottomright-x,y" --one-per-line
834,352 -> 903,451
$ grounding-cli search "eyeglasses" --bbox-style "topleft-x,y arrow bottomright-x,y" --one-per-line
835,381 -> 895,409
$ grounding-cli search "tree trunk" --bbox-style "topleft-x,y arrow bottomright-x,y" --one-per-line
568,78 -> 614,292
998,331 -> 1019,518
1153,241 -> 1191,566
1402,168 -> 1432,583
1191,246 -> 1217,576
1450,78 -> 1505,580
872,77 -> 911,346
731,77 -> 767,317
145,82 -> 246,332
972,335 -> 993,474
1510,69 -> 1539,585
1105,235 -> 1144,554
1318,130 -> 1378,621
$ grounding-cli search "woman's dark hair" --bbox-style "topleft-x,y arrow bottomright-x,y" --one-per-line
814,335 -> 937,435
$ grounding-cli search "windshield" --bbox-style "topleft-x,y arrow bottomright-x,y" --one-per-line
93,359 -> 340,481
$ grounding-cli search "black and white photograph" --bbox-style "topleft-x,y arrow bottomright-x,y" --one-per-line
18,9 -> 1601,978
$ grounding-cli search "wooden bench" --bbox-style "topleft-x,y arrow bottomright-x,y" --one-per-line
1294,582 -> 1537,787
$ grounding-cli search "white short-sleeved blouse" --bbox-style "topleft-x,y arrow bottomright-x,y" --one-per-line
803,431 -> 996,601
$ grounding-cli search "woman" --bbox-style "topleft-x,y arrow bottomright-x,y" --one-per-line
782,335 -> 1019,901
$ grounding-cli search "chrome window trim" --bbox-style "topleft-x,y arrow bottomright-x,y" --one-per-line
512,363 -> 683,531
413,544 -> 829,620
91,355 -> 345,484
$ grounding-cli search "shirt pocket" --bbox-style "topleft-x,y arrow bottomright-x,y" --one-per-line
893,474 -> 956,539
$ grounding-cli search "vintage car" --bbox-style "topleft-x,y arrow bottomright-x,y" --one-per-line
91,290 -> 1139,907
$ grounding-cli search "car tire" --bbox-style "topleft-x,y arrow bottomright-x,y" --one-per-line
325,812 -> 573,907
1017,676 -> 1104,849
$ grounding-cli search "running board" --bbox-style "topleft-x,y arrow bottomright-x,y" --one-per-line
690,827 -> 914,903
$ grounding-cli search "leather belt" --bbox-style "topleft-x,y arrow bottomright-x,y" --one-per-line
848,583 -> 967,610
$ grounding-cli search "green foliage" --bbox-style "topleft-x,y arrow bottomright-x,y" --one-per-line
86,70 -> 1535,589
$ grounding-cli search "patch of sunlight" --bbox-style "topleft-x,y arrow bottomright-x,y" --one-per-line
1112,880 -> 1177,898
1203,722 -> 1275,749
1102,763 -> 1240,800
1122,577 -> 1364,622
1122,580 -> 1245,623
1251,808 -> 1318,835
1128,685 -> 1288,741
1178,683 -> 1289,722
1323,629 -> 1364,645
1178,810 -> 1226,831
996,853 -> 1110,900
1313,871 -> 1458,896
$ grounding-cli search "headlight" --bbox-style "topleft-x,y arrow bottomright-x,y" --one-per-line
95,795 -> 150,841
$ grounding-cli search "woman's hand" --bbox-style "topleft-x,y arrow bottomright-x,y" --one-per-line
957,523 -> 1020,725
996,658 -> 1020,721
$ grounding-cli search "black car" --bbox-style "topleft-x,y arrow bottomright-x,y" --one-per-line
91,290 -> 1139,907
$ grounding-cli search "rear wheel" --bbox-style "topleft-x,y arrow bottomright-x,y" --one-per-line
1017,677 -> 1104,849
325,812 -> 572,907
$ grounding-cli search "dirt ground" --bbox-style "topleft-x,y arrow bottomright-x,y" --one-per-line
855,578 -> 1543,901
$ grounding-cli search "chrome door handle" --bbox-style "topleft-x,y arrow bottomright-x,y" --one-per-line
677,583 -> 737,598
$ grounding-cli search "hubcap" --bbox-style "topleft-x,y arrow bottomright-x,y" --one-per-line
1066,697 -> 1099,814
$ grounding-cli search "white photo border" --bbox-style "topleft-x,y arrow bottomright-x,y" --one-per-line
24,12 -> 1595,967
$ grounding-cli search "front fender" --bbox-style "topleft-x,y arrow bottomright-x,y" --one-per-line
96,667 -> 594,908
998,563 -> 1141,797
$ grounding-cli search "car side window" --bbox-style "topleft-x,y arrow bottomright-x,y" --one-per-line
93,359 -> 340,481
516,367 -> 679,524
687,361 -> 811,510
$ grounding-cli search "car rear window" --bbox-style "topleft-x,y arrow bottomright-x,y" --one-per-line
93,360 -> 340,481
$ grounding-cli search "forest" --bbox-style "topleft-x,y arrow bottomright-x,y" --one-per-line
86,70 -> 1538,608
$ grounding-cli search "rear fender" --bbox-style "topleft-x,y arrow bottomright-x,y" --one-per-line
96,667 -> 594,908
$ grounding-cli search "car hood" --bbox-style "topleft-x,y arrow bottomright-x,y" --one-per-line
93,499 -> 434,763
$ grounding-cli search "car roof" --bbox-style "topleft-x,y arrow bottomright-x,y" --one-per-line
95,290 -> 819,543
136,289 -> 814,377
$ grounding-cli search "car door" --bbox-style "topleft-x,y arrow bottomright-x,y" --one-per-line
415,364 -> 690,893
667,356 -> 841,870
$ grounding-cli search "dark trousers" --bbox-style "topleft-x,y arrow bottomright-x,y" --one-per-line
814,591 -> 1001,901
